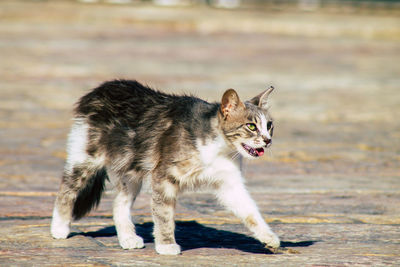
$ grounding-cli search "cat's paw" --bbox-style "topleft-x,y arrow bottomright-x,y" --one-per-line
50,222 -> 70,239
51,207 -> 70,239
119,235 -> 145,249
260,232 -> 280,248
155,243 -> 181,255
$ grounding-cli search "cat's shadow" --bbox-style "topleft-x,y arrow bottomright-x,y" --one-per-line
72,221 -> 315,254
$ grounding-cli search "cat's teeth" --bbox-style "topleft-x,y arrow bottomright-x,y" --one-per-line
242,143 -> 263,157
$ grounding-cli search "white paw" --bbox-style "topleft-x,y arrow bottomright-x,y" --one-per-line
119,235 -> 145,249
260,232 -> 280,248
155,243 -> 181,255
51,207 -> 70,239
50,221 -> 70,239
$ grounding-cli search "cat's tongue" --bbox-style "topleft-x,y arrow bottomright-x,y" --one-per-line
256,148 -> 264,156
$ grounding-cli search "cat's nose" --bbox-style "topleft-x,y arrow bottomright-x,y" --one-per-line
263,137 -> 272,147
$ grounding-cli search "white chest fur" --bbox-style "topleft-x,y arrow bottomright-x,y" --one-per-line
197,135 -> 227,165
196,135 -> 242,183
170,134 -> 242,189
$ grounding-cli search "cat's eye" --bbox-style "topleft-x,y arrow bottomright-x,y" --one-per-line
246,123 -> 257,131
267,121 -> 273,130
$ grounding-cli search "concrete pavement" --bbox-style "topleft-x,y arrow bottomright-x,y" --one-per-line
0,1 -> 399,266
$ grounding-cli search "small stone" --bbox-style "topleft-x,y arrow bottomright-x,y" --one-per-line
265,246 -> 301,254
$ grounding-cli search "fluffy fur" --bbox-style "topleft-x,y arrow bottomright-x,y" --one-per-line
51,80 -> 278,255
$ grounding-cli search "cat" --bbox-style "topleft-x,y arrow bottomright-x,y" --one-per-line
50,80 -> 279,255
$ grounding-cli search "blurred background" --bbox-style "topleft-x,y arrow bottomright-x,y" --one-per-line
1,2 -> 400,264
0,0 -> 399,211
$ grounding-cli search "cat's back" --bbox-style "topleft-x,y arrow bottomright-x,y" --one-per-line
76,79 -> 215,117
74,80 -> 218,131
75,80 -> 171,115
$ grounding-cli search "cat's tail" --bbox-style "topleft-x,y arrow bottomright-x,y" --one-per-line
72,167 -> 108,220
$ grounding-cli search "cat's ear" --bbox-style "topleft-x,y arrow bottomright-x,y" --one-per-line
221,89 -> 244,119
249,86 -> 274,109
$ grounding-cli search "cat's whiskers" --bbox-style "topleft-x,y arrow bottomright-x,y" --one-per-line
268,146 -> 274,157
230,151 -> 240,160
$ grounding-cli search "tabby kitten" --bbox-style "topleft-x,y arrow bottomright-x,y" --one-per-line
51,80 -> 279,255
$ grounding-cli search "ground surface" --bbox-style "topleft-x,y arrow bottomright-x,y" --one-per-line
0,1 -> 399,266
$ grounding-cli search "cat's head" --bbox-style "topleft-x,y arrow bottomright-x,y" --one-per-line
219,87 -> 275,159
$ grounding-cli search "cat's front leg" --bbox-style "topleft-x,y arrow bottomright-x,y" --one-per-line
215,171 -> 280,248
151,178 -> 181,255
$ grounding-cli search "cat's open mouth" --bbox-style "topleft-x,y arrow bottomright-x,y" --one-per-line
241,143 -> 264,157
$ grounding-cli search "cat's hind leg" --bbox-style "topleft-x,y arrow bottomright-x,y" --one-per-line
51,119 -> 107,239
51,164 -> 107,239
51,190 -> 72,239
110,169 -> 145,249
